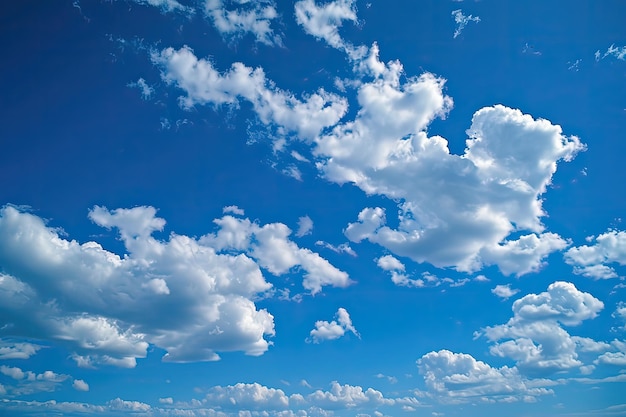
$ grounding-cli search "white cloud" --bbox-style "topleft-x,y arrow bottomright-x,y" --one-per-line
614,302 -> 626,330
308,308 -> 359,343
1,365 -> 25,380
108,397 -> 151,412
223,205 -> 245,215
204,0 -> 282,46
152,46 -> 348,142
131,0 -> 194,14
335,100 -> 584,275
480,233 -> 569,276
204,383 -> 291,409
451,9 -> 480,39
0,340 -> 42,360
202,214 -> 352,294
72,379 -> 90,392
159,397 -> 174,404
0,205 -> 347,364
417,350 -> 551,403
315,241 -> 357,257
491,284 -> 519,300
376,255 -> 405,272
564,230 -> 626,279
294,0 -> 366,60
595,352 -> 626,366
0,366 -> 71,396
479,282 -> 605,374
375,255 -> 423,288
596,44 -> 626,61
153,34 -> 582,278
307,381 -> 393,409
128,77 -> 155,100
296,215 -> 314,237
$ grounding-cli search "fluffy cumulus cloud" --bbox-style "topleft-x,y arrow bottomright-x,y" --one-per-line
337,90 -> 581,274
72,379 -> 89,392
0,340 -> 41,360
153,24 -> 582,277
0,205 -> 348,366
492,284 -> 519,300
478,282 -> 605,375
204,382 -> 291,410
308,308 -> 359,343
307,381 -> 393,409
152,46 -> 348,142
204,0 -> 283,46
376,255 -> 423,287
201,213 -> 352,294
564,230 -> 626,279
417,350 -> 551,403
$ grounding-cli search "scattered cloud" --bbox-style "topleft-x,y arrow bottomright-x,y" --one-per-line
127,77 -> 155,100
223,205 -> 245,215
308,308 -> 360,343
522,43 -> 542,56
201,213 -> 352,294
0,341 -> 42,360
0,366 -> 71,396
451,9 -> 480,39
417,350 -> 552,403
491,284 -> 519,300
204,382 -> 291,410
613,302 -> 626,330
0,205 -> 350,366
478,282 -> 605,375
72,379 -> 90,392
374,373 -> 398,384
204,0 -> 283,46
296,215 -> 314,237
152,31 -> 583,278
595,44 -> 626,61
152,46 -> 348,142
294,0 -> 366,59
567,59 -> 582,72
131,0 -> 194,15
307,381 -> 394,409
316,241 -> 357,256
564,230 -> 626,279
376,255 -> 423,287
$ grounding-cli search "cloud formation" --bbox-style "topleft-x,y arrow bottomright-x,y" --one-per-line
152,46 -> 348,142
0,205 -> 349,366
205,0 -> 283,46
417,350 -> 551,403
451,9 -> 480,38
478,282 -> 605,375
308,308 -> 359,343
564,230 -> 626,279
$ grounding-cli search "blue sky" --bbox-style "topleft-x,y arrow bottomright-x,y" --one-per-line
1,0 -> 626,416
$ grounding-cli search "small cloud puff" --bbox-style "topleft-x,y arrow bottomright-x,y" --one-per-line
72,379 -> 89,391
491,284 -> 519,300
307,308 -> 360,343
296,215 -> 314,237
